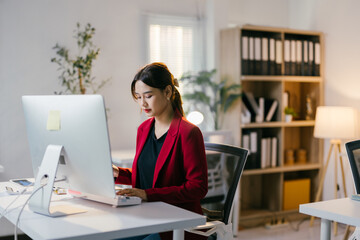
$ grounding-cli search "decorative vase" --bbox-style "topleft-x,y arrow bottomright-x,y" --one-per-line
285,114 -> 293,122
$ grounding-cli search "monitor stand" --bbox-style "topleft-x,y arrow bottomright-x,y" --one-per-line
28,145 -> 87,217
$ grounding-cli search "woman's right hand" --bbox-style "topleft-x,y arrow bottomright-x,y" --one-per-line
112,164 -> 119,178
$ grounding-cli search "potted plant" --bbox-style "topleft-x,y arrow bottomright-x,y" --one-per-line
180,69 -> 241,130
51,23 -> 110,94
284,107 -> 298,122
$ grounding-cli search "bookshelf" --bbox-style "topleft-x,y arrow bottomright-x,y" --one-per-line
219,25 -> 324,226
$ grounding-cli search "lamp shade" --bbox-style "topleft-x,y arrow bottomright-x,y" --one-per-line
314,106 -> 358,139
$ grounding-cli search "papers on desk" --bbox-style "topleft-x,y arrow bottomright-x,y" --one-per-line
351,194 -> 360,201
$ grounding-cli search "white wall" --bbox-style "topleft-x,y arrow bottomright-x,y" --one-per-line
0,0 -> 206,236
289,0 -> 360,201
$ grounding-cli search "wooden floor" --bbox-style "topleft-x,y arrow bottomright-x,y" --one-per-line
235,218 -> 349,240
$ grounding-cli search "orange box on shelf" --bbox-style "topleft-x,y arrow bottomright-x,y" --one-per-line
283,178 -> 310,210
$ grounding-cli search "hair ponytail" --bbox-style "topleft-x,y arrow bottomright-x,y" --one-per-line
172,87 -> 184,117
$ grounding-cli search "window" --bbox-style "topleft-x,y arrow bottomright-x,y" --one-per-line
146,14 -> 204,79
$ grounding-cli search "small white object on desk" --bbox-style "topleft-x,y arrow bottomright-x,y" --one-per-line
112,149 -> 135,168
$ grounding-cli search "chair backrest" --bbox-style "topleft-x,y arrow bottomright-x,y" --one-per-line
204,142 -> 248,224
345,140 -> 360,194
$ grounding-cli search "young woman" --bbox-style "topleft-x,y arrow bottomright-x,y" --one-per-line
113,62 -> 208,240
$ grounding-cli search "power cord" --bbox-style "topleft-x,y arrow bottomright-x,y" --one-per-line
14,184 -> 46,240
0,188 -> 27,220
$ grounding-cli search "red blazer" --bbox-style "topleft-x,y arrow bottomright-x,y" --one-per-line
115,110 -> 208,214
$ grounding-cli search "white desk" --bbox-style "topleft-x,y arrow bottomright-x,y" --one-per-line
300,198 -> 360,240
0,189 -> 205,239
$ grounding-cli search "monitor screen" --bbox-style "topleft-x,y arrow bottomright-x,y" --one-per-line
22,95 -> 116,199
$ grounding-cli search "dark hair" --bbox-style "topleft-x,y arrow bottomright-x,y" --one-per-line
131,62 -> 184,116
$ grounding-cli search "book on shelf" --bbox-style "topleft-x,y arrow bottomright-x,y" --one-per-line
249,36 -> 255,75
254,37 -> 262,74
261,37 -> 269,75
242,94 -> 278,123
302,40 -> 309,76
242,92 -> 259,122
269,38 -> 276,75
275,38 -> 282,75
265,99 -> 278,122
314,39 -> 321,76
241,36 -> 249,75
260,136 -> 278,169
308,40 -> 314,76
242,129 -> 262,170
271,137 -> 278,167
296,40 -> 302,76
284,39 -> 291,75
255,97 -> 265,123
290,39 -> 297,75
241,104 -> 251,124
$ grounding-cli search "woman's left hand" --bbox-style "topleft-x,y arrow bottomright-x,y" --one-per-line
116,188 -> 148,201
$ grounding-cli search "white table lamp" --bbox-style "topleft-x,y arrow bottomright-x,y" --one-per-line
311,106 -> 358,235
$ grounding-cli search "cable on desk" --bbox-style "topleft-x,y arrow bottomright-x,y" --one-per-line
0,188 -> 27,220
14,184 -> 46,240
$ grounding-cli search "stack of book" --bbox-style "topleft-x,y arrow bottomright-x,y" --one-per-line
284,34 -> 321,76
242,129 -> 278,170
241,31 -> 282,75
241,30 -> 321,76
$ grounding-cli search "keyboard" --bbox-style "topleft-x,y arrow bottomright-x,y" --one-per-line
68,189 -> 142,207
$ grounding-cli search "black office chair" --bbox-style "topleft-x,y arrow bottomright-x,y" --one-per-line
345,140 -> 360,194
187,142 -> 248,239
344,140 -> 360,239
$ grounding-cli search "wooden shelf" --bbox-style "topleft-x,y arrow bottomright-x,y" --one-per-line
220,25 -> 324,227
241,75 -> 322,83
243,163 -> 321,176
241,120 -> 315,128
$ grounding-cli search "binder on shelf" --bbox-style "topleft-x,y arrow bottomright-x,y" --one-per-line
265,100 -> 278,122
314,40 -> 321,76
303,40 -> 309,76
260,138 -> 268,169
261,37 -> 269,75
242,134 -> 250,151
290,39 -> 297,75
284,39 -> 291,75
241,104 -> 251,124
255,97 -> 265,123
254,37 -> 262,74
269,38 -> 276,75
241,36 -> 249,75
296,40 -> 302,76
242,92 -> 259,122
308,41 -> 314,76
271,137 -> 278,167
244,129 -> 262,169
249,36 -> 255,75
275,38 -> 282,75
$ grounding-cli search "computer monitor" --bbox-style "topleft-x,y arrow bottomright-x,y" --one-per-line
22,95 -> 116,216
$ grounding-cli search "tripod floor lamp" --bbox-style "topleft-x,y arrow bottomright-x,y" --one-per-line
310,106 -> 358,236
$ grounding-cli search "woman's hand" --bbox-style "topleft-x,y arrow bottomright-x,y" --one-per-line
112,164 -> 119,178
117,188 -> 148,201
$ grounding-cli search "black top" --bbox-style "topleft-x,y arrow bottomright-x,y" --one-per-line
136,124 -> 168,189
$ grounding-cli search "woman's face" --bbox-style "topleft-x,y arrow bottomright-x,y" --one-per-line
134,80 -> 171,118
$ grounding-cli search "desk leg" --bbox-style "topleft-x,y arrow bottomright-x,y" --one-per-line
320,219 -> 331,240
173,229 -> 184,240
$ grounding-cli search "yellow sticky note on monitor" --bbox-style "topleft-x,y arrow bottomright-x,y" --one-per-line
47,110 -> 61,131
